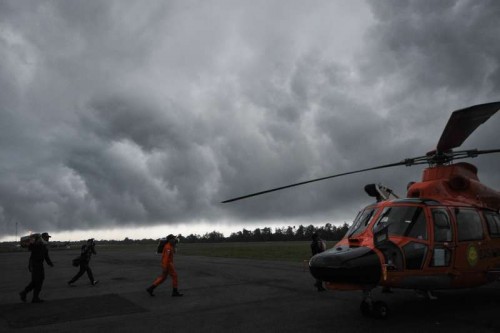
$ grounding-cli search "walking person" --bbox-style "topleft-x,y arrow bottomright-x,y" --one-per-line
146,234 -> 183,297
19,232 -> 54,303
311,232 -> 326,291
68,238 -> 98,286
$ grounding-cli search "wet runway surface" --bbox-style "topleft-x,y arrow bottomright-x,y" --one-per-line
1,248 -> 499,332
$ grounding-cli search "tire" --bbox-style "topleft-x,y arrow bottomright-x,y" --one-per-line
373,301 -> 389,319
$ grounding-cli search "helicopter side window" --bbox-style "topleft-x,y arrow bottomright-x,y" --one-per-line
403,242 -> 428,270
456,208 -> 483,241
347,208 -> 376,238
430,208 -> 452,267
373,206 -> 427,240
433,209 -> 452,242
484,212 -> 500,238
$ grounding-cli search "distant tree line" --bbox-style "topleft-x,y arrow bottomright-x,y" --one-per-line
1,223 -> 350,247
180,223 -> 349,243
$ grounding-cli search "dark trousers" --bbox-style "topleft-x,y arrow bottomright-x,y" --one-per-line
69,261 -> 94,283
23,266 -> 45,300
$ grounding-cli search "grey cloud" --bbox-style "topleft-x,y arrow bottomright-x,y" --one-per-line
1,0 -> 499,237
362,0 -> 500,175
365,0 -> 500,102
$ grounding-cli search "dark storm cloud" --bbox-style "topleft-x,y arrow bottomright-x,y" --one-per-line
365,0 -> 500,114
1,0 -> 499,237
362,0 -> 500,180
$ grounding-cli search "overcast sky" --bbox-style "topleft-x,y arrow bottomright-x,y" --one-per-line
1,0 -> 499,241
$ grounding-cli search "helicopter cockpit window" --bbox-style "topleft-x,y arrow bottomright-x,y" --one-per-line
347,208 -> 376,238
456,208 -> 483,241
484,211 -> 500,238
373,206 -> 427,240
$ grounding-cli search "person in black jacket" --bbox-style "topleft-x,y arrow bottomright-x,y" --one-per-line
311,233 -> 326,291
68,238 -> 98,286
19,232 -> 54,303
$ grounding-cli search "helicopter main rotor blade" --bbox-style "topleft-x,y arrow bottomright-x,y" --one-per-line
221,161 -> 408,203
475,148 -> 500,155
436,101 -> 500,152
222,103 -> 500,204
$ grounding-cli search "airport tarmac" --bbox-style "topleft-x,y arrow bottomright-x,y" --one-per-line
1,247 -> 499,332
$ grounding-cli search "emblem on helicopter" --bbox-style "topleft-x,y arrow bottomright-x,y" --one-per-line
467,244 -> 479,267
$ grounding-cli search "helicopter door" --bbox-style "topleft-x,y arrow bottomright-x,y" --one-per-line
430,208 -> 453,267
452,208 -> 484,271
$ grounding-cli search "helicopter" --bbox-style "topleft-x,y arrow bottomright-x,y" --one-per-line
222,101 -> 500,318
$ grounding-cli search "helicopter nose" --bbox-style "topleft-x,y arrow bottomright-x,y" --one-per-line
309,246 -> 381,285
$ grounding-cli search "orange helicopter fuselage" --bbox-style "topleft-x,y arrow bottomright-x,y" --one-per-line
318,162 -> 500,291
408,162 -> 500,211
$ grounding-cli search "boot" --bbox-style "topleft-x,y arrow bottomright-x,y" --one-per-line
172,288 -> 183,297
32,290 -> 43,303
146,285 -> 156,297
19,291 -> 27,303
314,281 -> 326,292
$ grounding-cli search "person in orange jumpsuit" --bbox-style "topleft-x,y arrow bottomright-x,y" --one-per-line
146,234 -> 183,297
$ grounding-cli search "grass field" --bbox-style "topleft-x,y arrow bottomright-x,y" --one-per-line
177,241 -> 321,262
99,241 -> 338,262
1,240 -> 339,262
166,241 -> 340,262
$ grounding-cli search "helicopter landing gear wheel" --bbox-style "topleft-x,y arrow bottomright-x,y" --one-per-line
360,289 -> 389,319
359,300 -> 389,319
373,301 -> 389,319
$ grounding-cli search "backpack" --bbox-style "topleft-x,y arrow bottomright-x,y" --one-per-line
156,239 -> 168,254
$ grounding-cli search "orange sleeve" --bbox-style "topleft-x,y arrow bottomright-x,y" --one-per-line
161,243 -> 173,269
